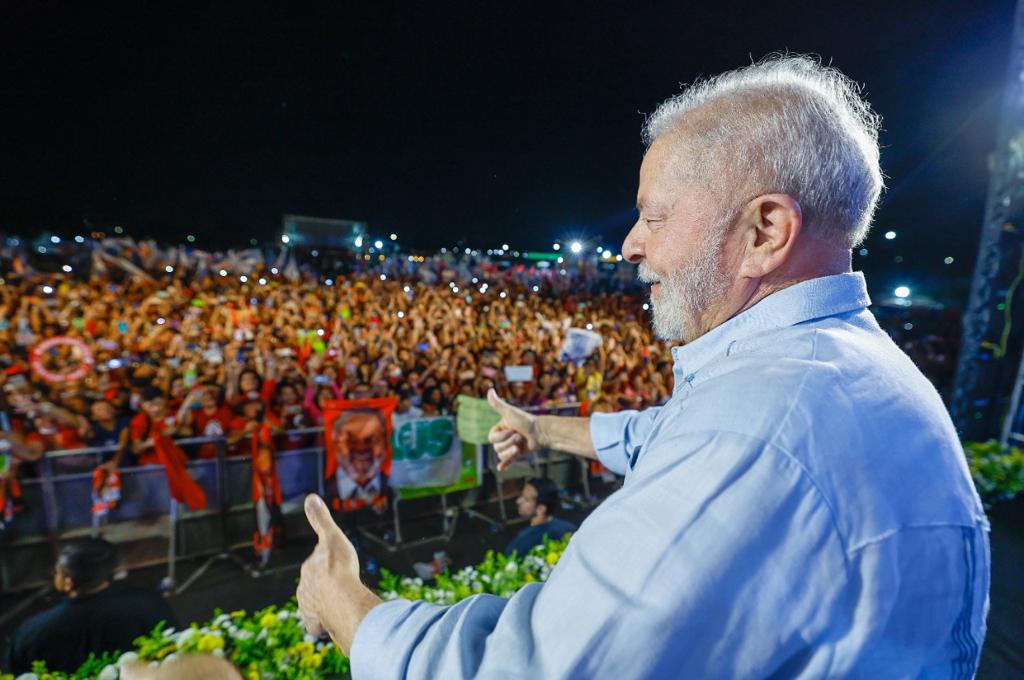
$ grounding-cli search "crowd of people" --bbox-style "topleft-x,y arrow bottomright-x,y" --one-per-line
0,236 -> 676,488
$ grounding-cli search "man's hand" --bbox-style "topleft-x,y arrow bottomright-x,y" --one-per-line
297,494 -> 382,655
487,389 -> 541,471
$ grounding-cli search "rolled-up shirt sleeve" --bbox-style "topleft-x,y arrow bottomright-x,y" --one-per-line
588,408 -> 661,475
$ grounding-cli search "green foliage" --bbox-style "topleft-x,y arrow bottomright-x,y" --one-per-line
14,535 -> 571,680
964,439 -> 1024,505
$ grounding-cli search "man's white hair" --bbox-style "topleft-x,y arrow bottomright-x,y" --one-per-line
643,54 -> 883,248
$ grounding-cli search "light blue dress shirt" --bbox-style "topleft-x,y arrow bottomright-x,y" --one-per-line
351,272 -> 990,679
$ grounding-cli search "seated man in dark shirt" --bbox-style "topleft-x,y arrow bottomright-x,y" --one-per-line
2,537 -> 178,674
504,477 -> 576,557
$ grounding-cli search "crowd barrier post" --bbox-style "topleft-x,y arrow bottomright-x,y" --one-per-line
39,453 -> 60,562
172,437 -> 256,594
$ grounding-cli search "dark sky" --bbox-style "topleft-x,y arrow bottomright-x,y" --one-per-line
0,1 -> 1016,289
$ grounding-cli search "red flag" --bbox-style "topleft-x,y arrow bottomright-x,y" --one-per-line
153,433 -> 207,510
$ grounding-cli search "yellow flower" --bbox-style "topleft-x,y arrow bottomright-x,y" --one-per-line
299,652 -> 324,669
154,644 -> 177,660
259,613 -> 278,628
523,573 -> 536,583
246,672 -> 260,680
197,633 -> 225,653
545,552 -> 559,565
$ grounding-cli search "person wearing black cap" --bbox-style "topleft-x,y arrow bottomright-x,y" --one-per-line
2,537 -> 177,674
504,477 -> 576,557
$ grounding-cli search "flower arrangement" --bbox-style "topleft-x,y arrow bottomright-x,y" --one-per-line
964,439 -> 1024,506
5,534 -> 571,680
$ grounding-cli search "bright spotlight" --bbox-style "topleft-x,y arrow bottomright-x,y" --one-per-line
570,241 -> 582,254
884,231 -> 896,240
354,236 -> 363,248
894,286 -> 910,298
553,243 -> 561,251
281,234 -> 291,244
390,233 -> 398,241
62,265 -> 72,273
375,240 -> 384,249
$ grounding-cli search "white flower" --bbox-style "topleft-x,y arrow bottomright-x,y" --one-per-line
212,648 -> 225,657
164,653 -> 178,663
232,629 -> 255,641
98,664 -> 119,680
15,673 -> 40,680
276,610 -> 289,621
257,627 -> 269,641
304,634 -> 316,644
213,613 -> 231,626
175,628 -> 198,646
162,627 -> 177,638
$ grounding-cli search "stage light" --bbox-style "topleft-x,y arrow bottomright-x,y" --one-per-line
311,250 -> 319,257
472,277 -> 479,283
570,241 -> 582,254
464,248 -> 471,255
157,318 -> 166,325
42,285 -> 54,294
62,265 -> 72,273
904,322 -> 914,331
586,323 -> 594,330
258,278 -> 267,285
615,255 -> 623,262
894,286 -> 910,298
114,226 -> 123,234
380,274 -> 387,281
375,240 -> 384,249
187,235 -> 195,243
50,235 -> 61,244
944,256 -> 954,264
38,246 -> 46,253
239,275 -> 248,283
325,279 -> 333,286
557,256 -> 564,264
859,248 -> 869,256
502,244 -> 509,251
74,235 -> 85,243
271,267 -> 279,274
452,286 -> 459,293
354,236 -> 363,248
500,291 -> 507,298
317,329 -> 325,336
404,285 -> 411,293
642,303 -> 650,311
884,231 -> 896,240
397,311 -> 405,318
532,285 -> 539,292
390,233 -> 398,241
219,269 -> 228,277
553,243 -> 560,251
281,234 -> 291,244
165,265 -> 174,273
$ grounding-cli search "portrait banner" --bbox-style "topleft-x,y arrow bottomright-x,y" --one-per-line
323,397 -> 397,512
389,416 -> 461,489
397,442 -> 482,501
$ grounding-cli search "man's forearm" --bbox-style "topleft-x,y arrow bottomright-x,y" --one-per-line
536,416 -> 595,459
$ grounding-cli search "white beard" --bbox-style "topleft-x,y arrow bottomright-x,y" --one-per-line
637,225 -> 730,342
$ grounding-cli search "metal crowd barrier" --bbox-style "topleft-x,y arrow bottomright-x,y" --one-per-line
0,402 -> 597,594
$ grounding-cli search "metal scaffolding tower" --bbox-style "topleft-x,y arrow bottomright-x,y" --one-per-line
951,0 -> 1024,441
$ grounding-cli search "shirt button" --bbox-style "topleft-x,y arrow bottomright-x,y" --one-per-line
684,373 -> 695,383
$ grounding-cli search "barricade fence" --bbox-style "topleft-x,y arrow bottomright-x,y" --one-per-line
0,403 -> 594,594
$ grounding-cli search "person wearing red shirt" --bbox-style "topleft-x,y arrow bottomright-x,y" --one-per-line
184,384 -> 233,460
271,382 -> 312,451
227,398 -> 282,457
128,387 -> 191,466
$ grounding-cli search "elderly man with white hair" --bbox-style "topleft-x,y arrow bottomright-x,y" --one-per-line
297,55 -> 990,679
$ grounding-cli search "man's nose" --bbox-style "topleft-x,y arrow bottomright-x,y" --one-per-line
621,220 -> 645,265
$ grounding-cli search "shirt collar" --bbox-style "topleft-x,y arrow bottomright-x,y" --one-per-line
671,272 -> 871,388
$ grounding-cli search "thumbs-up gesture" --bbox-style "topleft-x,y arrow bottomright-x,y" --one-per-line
487,388 -> 541,471
297,494 -> 380,653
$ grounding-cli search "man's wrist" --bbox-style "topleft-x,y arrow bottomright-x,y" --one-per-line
324,576 -> 384,656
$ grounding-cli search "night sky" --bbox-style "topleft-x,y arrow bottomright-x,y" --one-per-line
0,1 -> 1016,296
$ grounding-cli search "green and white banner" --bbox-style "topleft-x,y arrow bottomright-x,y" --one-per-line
389,416 -> 462,489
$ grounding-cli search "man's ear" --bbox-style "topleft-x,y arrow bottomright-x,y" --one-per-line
736,194 -> 803,279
